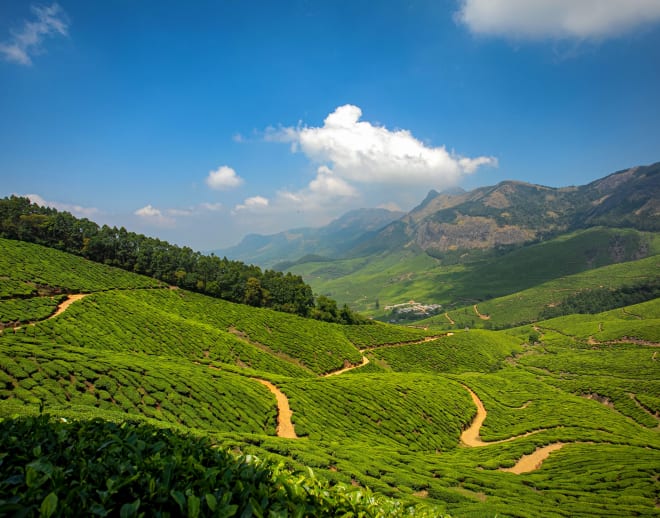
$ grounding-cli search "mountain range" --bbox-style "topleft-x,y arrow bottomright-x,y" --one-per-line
219,162 -> 659,268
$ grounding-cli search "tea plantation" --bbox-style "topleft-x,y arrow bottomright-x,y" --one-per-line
1,238 -> 659,516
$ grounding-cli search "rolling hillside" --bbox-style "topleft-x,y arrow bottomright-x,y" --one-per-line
290,227 -> 660,315
1,236 -> 659,516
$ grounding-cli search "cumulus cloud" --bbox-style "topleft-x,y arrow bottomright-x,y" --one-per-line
233,196 -> 269,213
0,3 -> 69,65
309,166 -> 357,197
134,204 -> 174,226
206,165 -> 243,190
269,104 -> 496,189
456,0 -> 660,39
25,193 -> 98,218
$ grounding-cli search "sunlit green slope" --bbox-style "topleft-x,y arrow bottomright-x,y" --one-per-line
288,227 -> 659,315
1,237 -> 659,516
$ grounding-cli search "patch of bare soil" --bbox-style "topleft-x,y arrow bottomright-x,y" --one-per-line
582,393 -> 615,408
48,294 -> 87,319
500,443 -> 565,474
253,379 -> 297,439
473,304 -> 490,320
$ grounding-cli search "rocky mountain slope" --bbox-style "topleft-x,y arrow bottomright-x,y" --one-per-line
353,162 -> 659,256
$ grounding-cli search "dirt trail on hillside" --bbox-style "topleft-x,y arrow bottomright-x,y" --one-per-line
324,355 -> 370,377
253,379 -> 297,439
48,294 -> 87,319
362,335 -> 442,351
461,386 -> 549,447
5,293 -> 88,332
500,443 -> 565,474
473,305 -> 490,320
445,312 -> 455,325
461,385 -> 570,473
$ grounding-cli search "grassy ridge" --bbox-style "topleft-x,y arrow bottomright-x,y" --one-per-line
125,289 -> 363,374
0,237 -> 163,294
341,321 -> 433,348
368,330 -> 523,374
0,336 -> 277,435
423,254 -> 660,330
282,374 -> 473,451
290,228 -> 659,315
13,291 -> 312,378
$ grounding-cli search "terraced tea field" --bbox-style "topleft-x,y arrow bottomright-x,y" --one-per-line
1,238 -> 659,516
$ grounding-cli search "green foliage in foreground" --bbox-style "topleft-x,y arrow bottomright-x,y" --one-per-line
0,416 -> 439,517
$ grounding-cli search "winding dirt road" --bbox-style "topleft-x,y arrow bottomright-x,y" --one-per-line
460,385 -> 565,473
253,379 -> 297,439
323,355 -> 370,377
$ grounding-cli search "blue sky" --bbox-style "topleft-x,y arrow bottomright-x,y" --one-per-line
1,1 -> 659,250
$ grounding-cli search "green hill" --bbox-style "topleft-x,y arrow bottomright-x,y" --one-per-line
1,237 -> 659,516
290,227 -> 660,316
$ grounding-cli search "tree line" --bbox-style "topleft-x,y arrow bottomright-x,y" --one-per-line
0,196 -> 369,324
539,280 -> 660,320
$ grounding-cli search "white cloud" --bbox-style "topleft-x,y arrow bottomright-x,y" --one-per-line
206,165 -> 243,190
270,104 -> 496,189
0,3 -> 69,65
233,195 -> 269,213
24,193 -> 99,218
308,166 -> 358,197
199,202 -> 223,212
456,0 -> 660,39
134,204 -> 174,226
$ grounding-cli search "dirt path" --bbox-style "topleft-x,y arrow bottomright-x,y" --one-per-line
362,335 -> 442,351
5,293 -> 88,332
445,312 -> 455,325
473,304 -> 490,320
323,355 -> 370,377
460,386 -> 490,446
461,386 -> 549,446
48,293 -> 87,319
500,443 -> 565,474
461,385 -> 570,473
253,379 -> 297,439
